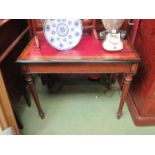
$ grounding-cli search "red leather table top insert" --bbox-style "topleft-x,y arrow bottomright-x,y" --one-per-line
17,34 -> 140,62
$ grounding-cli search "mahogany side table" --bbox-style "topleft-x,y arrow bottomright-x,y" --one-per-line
17,34 -> 141,119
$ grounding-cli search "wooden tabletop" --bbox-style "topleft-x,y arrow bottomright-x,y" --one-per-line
17,34 -> 140,63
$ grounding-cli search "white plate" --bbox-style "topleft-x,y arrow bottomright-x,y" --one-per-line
43,19 -> 83,50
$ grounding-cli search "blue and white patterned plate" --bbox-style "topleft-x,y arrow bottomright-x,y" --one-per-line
43,19 -> 83,50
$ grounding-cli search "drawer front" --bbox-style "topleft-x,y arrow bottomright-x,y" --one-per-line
23,63 -> 134,74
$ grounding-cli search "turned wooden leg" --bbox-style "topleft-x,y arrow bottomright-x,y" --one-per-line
120,74 -> 125,90
23,84 -> 31,107
40,74 -> 47,85
117,74 -> 133,119
25,74 -> 45,119
107,74 -> 117,88
14,111 -> 23,129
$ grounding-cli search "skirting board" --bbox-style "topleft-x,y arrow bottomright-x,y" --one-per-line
127,91 -> 155,126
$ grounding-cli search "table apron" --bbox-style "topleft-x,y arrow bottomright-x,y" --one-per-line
22,63 -> 138,74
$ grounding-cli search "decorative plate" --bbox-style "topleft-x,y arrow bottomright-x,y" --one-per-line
43,19 -> 83,50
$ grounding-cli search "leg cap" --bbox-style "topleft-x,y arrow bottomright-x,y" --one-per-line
117,112 -> 122,120
39,111 -> 45,119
